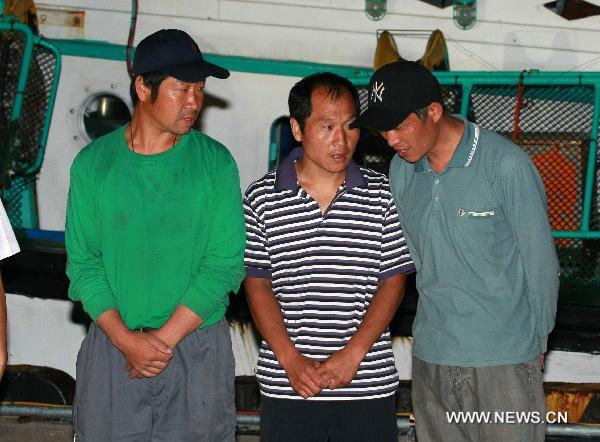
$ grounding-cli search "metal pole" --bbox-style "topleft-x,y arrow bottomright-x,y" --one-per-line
0,406 -> 411,434
436,71 -> 600,86
2,405 -> 600,437
460,81 -> 473,118
553,231 -> 600,239
546,422 -> 600,437
0,404 -> 71,419
581,85 -> 600,231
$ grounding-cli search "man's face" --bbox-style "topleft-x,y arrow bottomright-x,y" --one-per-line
380,110 -> 436,164
141,76 -> 205,135
291,87 -> 360,175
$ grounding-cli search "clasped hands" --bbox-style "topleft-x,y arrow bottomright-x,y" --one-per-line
121,330 -> 174,379
281,347 -> 363,399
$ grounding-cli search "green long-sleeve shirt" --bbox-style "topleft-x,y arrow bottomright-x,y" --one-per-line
66,126 -> 245,329
390,120 -> 559,366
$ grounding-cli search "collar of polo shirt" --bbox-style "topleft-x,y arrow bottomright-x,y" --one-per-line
415,117 -> 480,173
274,146 -> 367,191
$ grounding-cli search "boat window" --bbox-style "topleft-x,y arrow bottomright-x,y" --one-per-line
81,94 -> 131,141
544,0 -> 600,20
268,116 -> 299,171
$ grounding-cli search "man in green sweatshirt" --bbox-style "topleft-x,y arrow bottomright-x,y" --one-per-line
66,29 -> 245,441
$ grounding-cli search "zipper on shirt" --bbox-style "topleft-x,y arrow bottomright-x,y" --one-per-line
457,209 -> 495,217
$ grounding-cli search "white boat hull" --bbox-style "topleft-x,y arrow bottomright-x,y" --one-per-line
8,293 -> 600,383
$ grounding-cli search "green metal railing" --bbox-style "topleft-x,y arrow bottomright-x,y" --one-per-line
0,16 -> 62,229
268,69 -> 600,248
0,21 -> 34,182
2,22 -> 34,125
433,71 -> 600,240
265,67 -> 600,289
355,71 -> 600,289
9,35 -> 600,288
26,39 -> 61,175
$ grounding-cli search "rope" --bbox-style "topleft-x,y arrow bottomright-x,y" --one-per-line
125,0 -> 138,77
512,69 -> 527,143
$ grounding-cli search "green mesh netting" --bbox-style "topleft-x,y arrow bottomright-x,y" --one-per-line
4,174 -> 36,238
0,30 -> 25,184
0,29 -> 57,229
471,84 -> 598,287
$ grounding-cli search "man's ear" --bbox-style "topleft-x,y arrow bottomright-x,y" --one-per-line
290,117 -> 303,143
135,76 -> 151,103
428,102 -> 443,124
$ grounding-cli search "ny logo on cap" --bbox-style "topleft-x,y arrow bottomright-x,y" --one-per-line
371,81 -> 385,103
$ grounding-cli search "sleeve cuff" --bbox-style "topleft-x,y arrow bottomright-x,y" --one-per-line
245,266 -> 272,278
85,294 -> 117,321
180,294 -> 224,323
380,263 -> 416,280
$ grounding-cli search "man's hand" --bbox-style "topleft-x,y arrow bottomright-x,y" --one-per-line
317,347 -> 363,390
280,351 -> 325,399
96,309 -> 176,379
147,328 -> 177,350
313,274 -> 405,390
540,352 -> 545,370
124,362 -> 143,379
245,277 -> 327,398
119,332 -> 173,378
122,306 -> 203,379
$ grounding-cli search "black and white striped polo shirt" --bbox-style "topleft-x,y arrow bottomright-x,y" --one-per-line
244,147 -> 414,400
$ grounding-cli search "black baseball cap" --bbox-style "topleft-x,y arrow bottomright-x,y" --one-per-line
351,60 -> 442,131
132,29 -> 230,82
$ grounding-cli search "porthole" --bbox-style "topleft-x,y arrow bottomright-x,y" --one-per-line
80,93 -> 131,141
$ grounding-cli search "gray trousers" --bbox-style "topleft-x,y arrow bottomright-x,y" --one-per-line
412,356 -> 545,442
73,319 -> 236,442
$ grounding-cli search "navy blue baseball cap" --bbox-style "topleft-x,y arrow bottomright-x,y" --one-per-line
351,60 -> 442,131
132,29 -> 229,82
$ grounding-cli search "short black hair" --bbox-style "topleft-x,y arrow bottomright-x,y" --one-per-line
413,103 -> 446,123
129,71 -> 169,106
288,72 -> 358,133
414,106 -> 429,122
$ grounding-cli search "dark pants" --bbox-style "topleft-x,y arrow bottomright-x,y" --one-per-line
74,319 -> 236,442
260,394 -> 398,442
412,355 -> 546,442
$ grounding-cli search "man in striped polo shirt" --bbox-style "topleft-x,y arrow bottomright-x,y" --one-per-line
244,72 -> 414,442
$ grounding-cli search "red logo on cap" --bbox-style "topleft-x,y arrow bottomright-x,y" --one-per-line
191,42 -> 199,52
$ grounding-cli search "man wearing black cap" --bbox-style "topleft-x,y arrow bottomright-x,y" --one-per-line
66,29 -> 244,441
353,60 -> 559,441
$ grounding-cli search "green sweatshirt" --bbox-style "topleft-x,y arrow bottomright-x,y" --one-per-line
66,126 -> 245,329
